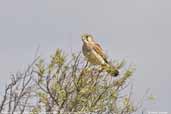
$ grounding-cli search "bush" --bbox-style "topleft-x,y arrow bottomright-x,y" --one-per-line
0,49 -> 137,114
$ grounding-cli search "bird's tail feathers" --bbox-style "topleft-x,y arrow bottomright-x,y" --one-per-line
102,63 -> 119,77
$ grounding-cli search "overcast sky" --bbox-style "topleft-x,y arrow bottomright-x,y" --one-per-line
0,0 -> 171,113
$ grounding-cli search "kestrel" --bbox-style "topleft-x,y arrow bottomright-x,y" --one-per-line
81,34 -> 119,76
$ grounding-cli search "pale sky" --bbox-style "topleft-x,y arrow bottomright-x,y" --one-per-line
0,0 -> 171,113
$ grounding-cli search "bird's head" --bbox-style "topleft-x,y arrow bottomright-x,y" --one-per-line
81,34 -> 94,44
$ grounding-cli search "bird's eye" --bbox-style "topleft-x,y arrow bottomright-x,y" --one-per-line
86,36 -> 89,40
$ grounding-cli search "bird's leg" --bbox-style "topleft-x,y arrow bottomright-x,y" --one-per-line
85,61 -> 89,68
85,62 -> 96,72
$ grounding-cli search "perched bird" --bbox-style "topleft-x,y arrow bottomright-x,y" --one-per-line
81,34 -> 119,76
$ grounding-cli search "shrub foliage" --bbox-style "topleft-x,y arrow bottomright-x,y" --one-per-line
0,49 -> 137,114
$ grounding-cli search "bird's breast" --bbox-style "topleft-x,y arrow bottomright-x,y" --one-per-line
82,44 -> 106,65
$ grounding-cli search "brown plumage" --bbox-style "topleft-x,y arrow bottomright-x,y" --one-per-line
81,34 -> 119,76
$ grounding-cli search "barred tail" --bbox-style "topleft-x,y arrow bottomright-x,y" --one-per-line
102,63 -> 119,77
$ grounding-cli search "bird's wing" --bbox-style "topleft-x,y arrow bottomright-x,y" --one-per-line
92,43 -> 109,63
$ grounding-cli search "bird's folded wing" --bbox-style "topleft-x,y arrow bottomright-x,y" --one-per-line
92,43 -> 109,63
